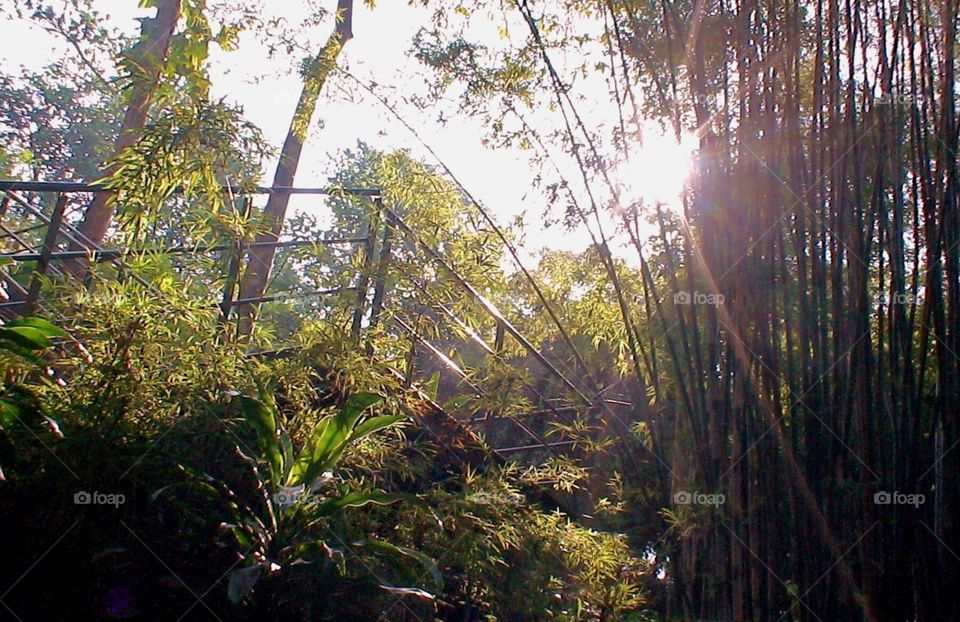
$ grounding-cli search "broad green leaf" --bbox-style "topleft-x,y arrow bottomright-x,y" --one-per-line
301,414 -> 349,483
0,326 -> 52,350
4,318 -> 68,339
340,392 -> 382,421
289,393 -> 381,486
237,396 -> 283,483
286,417 -> 333,487
347,415 -> 403,443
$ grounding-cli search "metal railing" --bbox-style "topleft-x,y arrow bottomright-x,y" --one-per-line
0,181 -> 379,322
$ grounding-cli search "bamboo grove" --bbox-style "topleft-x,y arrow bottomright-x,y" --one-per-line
598,0 -> 959,619
423,0 -> 960,619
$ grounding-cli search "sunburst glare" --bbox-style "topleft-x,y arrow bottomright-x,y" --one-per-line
614,123 -> 699,215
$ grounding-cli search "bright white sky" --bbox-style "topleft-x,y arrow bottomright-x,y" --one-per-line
0,1 -> 696,261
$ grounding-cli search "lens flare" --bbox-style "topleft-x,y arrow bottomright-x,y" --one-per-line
615,125 -> 698,213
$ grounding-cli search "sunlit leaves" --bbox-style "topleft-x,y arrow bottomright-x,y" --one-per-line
383,462 -> 648,619
97,99 -> 268,244
0,317 -> 68,351
287,391 -> 382,487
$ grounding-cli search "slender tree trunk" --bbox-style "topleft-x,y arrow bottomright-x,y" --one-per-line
234,0 -> 354,336
64,0 -> 182,279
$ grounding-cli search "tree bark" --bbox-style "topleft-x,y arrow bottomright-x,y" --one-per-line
64,0 -> 182,279
234,0 -> 354,337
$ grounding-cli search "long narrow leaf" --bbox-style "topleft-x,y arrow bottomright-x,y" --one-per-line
237,396 -> 283,483
4,318 -> 68,339
322,490 -> 407,511
289,393 -> 382,486
340,392 -> 381,422
287,417 -> 333,486
0,327 -> 52,350
347,415 -> 403,443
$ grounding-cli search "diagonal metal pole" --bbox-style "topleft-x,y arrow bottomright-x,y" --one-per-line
388,208 -> 595,406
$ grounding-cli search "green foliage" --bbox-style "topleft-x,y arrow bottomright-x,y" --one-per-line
0,316 -> 67,480
255,142 -> 508,345
368,463 -> 650,621
119,0 -> 226,104
163,0 -> 217,99
0,4 -> 667,615
0,278 -> 652,620
0,316 -> 68,360
97,99 -> 269,243
413,29 -> 539,112
0,287 -> 420,618
166,389 -> 415,606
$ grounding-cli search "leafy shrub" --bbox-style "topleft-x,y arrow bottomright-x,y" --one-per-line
347,461 -> 650,622
0,316 -> 69,480
0,287 -> 650,621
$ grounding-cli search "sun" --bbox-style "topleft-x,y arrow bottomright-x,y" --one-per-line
615,123 -> 698,214
525,123 -> 699,257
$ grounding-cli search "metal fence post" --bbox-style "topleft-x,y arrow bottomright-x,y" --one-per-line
25,194 -> 68,315
368,199 -> 394,331
350,199 -> 380,337
219,197 -> 251,329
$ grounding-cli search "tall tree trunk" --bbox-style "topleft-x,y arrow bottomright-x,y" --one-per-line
234,0 -> 354,337
64,0 -> 182,279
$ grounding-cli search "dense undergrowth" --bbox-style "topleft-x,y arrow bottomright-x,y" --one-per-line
0,287 -> 653,621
